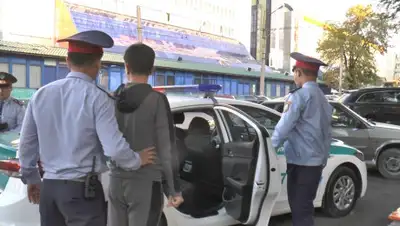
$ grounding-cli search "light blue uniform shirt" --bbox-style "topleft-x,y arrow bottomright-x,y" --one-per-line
19,72 -> 141,184
1,97 -> 25,132
272,81 -> 333,166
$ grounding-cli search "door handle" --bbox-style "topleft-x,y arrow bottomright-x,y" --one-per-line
227,149 -> 233,157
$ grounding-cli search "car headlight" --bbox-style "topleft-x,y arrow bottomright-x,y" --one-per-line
354,150 -> 364,161
11,139 -> 19,149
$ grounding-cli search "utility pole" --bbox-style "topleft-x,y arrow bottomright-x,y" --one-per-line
339,49 -> 343,94
137,5 -> 143,42
52,0 -> 57,46
265,0 -> 272,67
260,54 -> 266,96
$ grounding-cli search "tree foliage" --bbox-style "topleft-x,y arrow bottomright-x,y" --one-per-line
317,5 -> 398,89
380,0 -> 400,18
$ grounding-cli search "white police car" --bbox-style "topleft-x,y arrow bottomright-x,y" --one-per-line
0,85 -> 367,226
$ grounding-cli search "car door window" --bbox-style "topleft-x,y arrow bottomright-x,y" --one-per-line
263,103 -> 284,113
222,111 -> 257,142
331,106 -> 358,128
356,92 -> 383,103
233,105 -> 280,130
382,91 -> 400,103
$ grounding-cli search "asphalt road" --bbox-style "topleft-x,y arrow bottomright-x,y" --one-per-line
269,169 -> 400,226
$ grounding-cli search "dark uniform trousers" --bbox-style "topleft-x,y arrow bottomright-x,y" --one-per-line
287,163 -> 323,226
39,178 -> 107,226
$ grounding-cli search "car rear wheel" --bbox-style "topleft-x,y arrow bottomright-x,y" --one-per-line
377,148 -> 400,180
322,166 -> 358,218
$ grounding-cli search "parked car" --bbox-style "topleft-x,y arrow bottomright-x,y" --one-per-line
0,85 -> 367,226
263,99 -> 400,179
340,87 -> 400,125
235,95 -> 269,103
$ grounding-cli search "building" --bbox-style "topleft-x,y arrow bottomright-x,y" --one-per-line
250,0 -> 324,73
0,0 -> 297,97
394,54 -> 400,80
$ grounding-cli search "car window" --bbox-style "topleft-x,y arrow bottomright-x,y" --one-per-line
176,112 -> 215,131
222,111 -> 257,142
382,91 -> 400,103
232,105 -> 280,130
331,106 -> 358,128
264,103 -> 284,113
356,92 -> 383,103
338,93 -> 349,103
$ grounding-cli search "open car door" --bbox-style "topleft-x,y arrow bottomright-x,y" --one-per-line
213,104 -> 281,225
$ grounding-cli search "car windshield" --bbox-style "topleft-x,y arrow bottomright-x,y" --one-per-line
11,88 -> 36,106
336,102 -> 373,126
337,93 -> 350,103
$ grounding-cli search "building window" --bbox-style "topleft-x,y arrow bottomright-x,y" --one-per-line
194,76 -> 201,84
155,74 -> 165,85
29,65 -> 41,88
12,64 -> 27,88
99,69 -> 109,89
285,84 -> 290,94
266,83 -> 271,97
276,84 -> 281,97
167,75 -> 175,85
0,63 -> 8,73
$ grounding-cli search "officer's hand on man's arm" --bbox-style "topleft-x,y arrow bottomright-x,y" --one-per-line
138,146 -> 157,166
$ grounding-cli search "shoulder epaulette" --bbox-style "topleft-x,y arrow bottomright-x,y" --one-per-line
12,98 -> 23,106
96,85 -> 115,100
289,87 -> 301,94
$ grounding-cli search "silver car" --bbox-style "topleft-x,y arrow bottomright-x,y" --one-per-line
263,100 -> 400,180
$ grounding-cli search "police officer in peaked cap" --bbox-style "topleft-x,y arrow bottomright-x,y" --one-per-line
18,30 -> 157,226
0,72 -> 25,133
271,52 -> 333,226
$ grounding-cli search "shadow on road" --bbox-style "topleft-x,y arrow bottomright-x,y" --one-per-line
268,169 -> 399,226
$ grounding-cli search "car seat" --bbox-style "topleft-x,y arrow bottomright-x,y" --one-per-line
173,112 -> 187,166
183,117 -> 223,204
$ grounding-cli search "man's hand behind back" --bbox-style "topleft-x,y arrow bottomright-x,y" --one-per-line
139,147 -> 157,166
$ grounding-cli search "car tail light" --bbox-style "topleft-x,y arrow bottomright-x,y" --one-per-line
389,208 -> 400,221
0,159 -> 21,178
0,159 -> 43,178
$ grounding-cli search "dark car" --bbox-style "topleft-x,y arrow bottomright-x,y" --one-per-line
262,99 -> 400,179
340,87 -> 400,125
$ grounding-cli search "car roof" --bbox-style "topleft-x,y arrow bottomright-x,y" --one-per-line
167,96 -> 281,115
262,99 -> 340,104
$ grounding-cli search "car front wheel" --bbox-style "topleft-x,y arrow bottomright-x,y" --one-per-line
322,166 -> 358,218
377,148 -> 400,180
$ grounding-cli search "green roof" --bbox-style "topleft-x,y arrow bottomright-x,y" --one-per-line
0,40 -> 296,82
11,88 -> 37,100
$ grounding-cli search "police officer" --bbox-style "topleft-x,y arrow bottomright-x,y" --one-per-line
0,72 -> 25,132
18,30 -> 156,226
272,52 -> 333,226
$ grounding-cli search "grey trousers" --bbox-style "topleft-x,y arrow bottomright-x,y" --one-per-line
39,179 -> 107,226
108,177 -> 164,226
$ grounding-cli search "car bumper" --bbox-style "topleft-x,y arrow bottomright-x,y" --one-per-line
358,161 -> 368,198
0,177 -> 40,226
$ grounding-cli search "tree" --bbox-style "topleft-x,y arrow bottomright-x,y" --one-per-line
317,5 -> 398,89
379,0 -> 400,18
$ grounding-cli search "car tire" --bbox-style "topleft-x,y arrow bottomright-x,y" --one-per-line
158,214 -> 168,226
377,148 -> 400,180
322,166 -> 358,218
